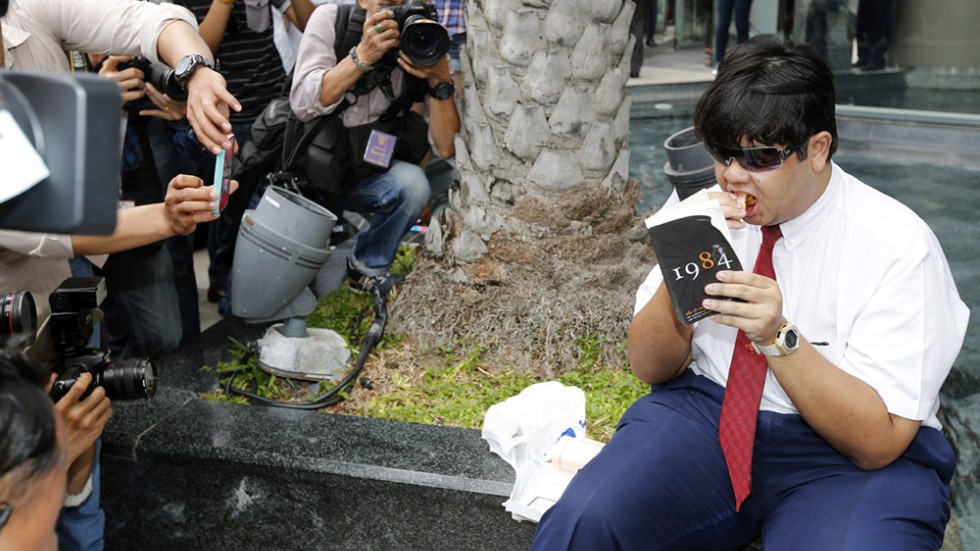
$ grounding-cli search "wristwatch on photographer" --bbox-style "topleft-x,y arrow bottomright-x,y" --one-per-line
755,321 -> 801,357
174,54 -> 215,87
427,81 -> 455,100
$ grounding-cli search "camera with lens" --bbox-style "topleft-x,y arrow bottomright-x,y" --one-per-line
117,57 -> 188,114
381,0 -> 450,67
46,277 -> 157,401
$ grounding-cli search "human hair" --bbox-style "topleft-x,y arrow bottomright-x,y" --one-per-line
0,0 -> 8,18
694,34 -> 838,162
0,348 -> 60,502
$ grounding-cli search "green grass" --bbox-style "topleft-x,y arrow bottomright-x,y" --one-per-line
200,244 -> 647,442
362,336 -> 646,442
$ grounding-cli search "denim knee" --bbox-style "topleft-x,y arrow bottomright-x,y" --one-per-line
388,161 -> 430,214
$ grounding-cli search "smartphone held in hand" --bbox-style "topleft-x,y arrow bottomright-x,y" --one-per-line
213,136 -> 235,215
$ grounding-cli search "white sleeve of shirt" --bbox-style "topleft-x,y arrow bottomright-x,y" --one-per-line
838,227 -> 969,423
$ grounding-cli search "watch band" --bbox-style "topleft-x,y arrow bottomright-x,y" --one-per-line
350,46 -> 374,74
427,81 -> 454,100
755,321 -> 801,357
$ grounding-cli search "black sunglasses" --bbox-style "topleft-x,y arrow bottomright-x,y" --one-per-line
704,141 -> 805,172
0,502 -> 10,531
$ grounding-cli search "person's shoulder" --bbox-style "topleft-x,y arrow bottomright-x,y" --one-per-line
311,2 -> 341,23
835,165 -> 935,255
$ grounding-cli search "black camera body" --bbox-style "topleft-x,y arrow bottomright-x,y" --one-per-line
117,57 -> 188,113
381,1 -> 450,67
48,277 -> 156,401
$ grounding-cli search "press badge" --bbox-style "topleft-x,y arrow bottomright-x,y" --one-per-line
363,129 -> 397,168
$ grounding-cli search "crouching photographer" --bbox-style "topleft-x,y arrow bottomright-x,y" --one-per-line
288,0 -> 459,299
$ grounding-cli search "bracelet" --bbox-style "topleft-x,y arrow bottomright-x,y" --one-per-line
349,46 -> 374,73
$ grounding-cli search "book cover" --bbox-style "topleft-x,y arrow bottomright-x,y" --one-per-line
645,189 -> 743,325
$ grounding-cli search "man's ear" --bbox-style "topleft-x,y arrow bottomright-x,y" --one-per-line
808,131 -> 833,172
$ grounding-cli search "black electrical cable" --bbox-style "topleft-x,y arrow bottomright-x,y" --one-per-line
223,292 -> 388,410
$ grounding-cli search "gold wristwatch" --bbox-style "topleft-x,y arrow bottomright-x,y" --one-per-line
755,321 -> 801,357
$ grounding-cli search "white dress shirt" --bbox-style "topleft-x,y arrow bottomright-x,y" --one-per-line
635,163 -> 969,430
1,0 -> 197,71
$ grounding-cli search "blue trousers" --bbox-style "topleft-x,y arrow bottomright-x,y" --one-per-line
532,370 -> 955,551
99,247 -> 182,360
324,160 -> 430,277
714,0 -> 752,65
147,118 -> 202,344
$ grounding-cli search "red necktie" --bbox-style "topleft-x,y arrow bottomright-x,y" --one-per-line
718,224 -> 782,512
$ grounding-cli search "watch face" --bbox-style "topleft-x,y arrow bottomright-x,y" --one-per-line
783,328 -> 799,349
432,82 -> 454,99
176,54 -> 211,83
177,55 -> 196,74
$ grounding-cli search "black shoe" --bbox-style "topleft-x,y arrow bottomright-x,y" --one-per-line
859,59 -> 885,71
346,258 -> 404,298
645,37 -> 657,47
207,287 -> 225,303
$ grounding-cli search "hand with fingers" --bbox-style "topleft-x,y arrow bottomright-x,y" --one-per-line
164,174 -> 240,235
140,82 -> 188,121
356,9 -> 401,66
397,48 -> 453,86
98,55 -> 147,106
184,67 -> 242,155
707,191 -> 748,230
51,373 -> 113,465
703,270 -> 785,345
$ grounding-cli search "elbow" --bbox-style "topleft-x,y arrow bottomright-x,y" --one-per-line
435,141 -> 455,160
849,447 -> 902,471
628,360 -> 654,385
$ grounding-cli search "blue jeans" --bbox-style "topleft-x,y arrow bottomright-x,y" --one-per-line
715,0 -> 752,65
57,439 -> 104,551
98,247 -> 182,360
448,33 -> 466,73
147,119 -> 202,343
324,160 -> 430,276
532,370 -> 955,550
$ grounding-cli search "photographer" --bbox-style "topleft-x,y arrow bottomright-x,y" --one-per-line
0,348 -> 68,551
0,174 -> 224,551
290,0 -> 459,298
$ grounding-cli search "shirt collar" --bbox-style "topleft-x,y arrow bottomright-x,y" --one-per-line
1,20 -> 30,69
779,161 -> 841,250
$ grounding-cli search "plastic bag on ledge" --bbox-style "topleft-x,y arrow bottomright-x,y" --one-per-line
482,381 -> 589,522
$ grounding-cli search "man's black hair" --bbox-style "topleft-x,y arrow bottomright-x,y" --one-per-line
0,348 -> 60,501
694,34 -> 838,162
0,0 -> 8,18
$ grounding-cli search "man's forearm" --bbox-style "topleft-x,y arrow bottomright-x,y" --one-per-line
157,20 -> 217,67
67,443 -> 96,495
197,0 -> 236,54
287,0 -> 315,32
70,204 -> 173,256
627,282 -> 693,384
768,342 -> 922,470
427,99 -> 460,159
